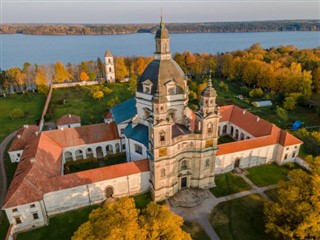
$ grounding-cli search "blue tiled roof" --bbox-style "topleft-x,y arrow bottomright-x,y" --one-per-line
111,98 -> 137,124
124,123 -> 149,148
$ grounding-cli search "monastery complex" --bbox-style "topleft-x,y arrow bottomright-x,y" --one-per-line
2,19 -> 302,234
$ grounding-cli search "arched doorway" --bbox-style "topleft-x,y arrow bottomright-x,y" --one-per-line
96,146 -> 103,159
105,186 -> 114,198
234,158 -> 241,168
75,150 -> 83,160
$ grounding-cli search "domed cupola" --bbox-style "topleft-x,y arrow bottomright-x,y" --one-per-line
200,70 -> 217,115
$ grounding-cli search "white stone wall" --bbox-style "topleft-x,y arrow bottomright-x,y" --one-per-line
43,172 -> 150,216
125,138 -> 147,162
57,123 -> 81,129
215,144 -> 278,174
5,201 -> 47,233
8,150 -> 23,163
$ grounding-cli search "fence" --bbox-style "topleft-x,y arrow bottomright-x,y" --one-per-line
51,81 -> 99,89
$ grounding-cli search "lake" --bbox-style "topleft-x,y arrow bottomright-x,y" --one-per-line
1,31 -> 319,70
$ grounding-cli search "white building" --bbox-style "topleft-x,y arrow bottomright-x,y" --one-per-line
2,18 -> 302,235
104,50 -> 115,83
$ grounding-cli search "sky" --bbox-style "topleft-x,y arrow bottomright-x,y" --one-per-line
1,0 -> 319,24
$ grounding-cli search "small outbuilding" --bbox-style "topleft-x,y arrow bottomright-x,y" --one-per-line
56,114 -> 81,129
252,100 -> 273,107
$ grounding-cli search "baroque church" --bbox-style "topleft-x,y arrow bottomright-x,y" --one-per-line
2,18 -> 302,234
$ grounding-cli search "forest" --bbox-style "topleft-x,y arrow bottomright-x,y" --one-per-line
1,20 -> 319,35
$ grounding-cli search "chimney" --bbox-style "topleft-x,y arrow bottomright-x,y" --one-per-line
257,117 -> 260,122
30,157 -> 36,164
243,110 -> 246,115
23,124 -> 29,128
17,134 -> 21,139
69,114 -> 71,118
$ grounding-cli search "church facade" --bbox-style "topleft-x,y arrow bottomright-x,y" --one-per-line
3,19 -> 302,235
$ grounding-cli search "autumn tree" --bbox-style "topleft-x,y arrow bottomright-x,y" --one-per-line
53,61 -> 71,83
92,90 -> 104,101
80,71 -> 89,81
197,83 -> 207,100
276,106 -> 288,122
264,157 -> 320,239
34,68 -> 49,95
115,57 -> 129,81
72,197 -> 191,240
129,76 -> 137,94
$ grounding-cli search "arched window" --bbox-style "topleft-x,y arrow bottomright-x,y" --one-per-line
160,169 -> 166,177
160,131 -> 165,142
86,148 -> 93,158
65,151 -> 73,162
168,87 -> 175,95
205,159 -> 210,167
75,149 -> 83,160
181,160 -> 187,170
207,123 -> 213,133
115,143 -> 120,153
106,145 -> 113,154
109,67 -> 112,72
144,86 -> 150,94
292,152 -> 296,158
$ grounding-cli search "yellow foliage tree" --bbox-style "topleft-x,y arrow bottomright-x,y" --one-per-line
80,71 -> 89,81
115,57 -> 129,81
264,157 -> 320,239
53,61 -> 71,83
92,90 -> 104,101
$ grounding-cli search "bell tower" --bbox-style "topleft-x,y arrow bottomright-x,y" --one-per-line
154,16 -> 171,60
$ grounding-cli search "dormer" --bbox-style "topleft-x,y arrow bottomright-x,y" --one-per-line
142,79 -> 153,94
165,80 -> 176,95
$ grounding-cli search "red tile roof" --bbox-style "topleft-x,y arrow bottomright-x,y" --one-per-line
220,105 -> 273,137
56,114 -> 81,126
43,122 -> 120,148
9,125 -> 38,152
279,130 -> 303,147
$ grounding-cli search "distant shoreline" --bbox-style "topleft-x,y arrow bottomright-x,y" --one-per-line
1,20 -> 319,35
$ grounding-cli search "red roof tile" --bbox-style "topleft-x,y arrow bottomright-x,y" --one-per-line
44,122 -> 120,148
279,130 -> 303,147
9,125 -> 38,152
56,114 -> 81,126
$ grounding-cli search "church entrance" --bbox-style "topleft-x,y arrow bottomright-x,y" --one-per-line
234,158 -> 240,168
105,186 -> 114,198
181,177 -> 187,189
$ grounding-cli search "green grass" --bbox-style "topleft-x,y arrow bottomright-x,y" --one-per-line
246,164 -> 290,187
218,135 -> 236,144
17,205 -> 98,240
0,211 -> 10,240
133,192 -> 153,209
210,173 -> 251,197
68,155 -> 127,173
47,83 -> 133,125
182,221 -> 210,240
210,194 -> 271,240
264,189 -> 278,202
0,93 -> 46,142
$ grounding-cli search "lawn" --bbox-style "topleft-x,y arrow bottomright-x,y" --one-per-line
17,205 -> 99,240
0,93 -> 46,142
218,135 -> 236,144
182,221 -> 210,240
46,82 -> 133,125
210,194 -> 271,240
133,192 -> 153,209
210,173 -> 251,197
246,163 -> 290,187
264,189 -> 278,202
68,154 -> 127,174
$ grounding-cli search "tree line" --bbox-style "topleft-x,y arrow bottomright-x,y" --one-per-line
1,20 -> 319,35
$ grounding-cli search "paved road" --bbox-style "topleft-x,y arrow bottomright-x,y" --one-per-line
0,131 -> 17,207
169,174 -> 277,240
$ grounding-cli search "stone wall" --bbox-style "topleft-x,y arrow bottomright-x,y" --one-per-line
51,81 -> 99,89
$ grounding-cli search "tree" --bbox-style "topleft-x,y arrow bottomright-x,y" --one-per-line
72,197 -> 191,240
115,57 -> 129,80
34,68 -> 49,95
92,90 -> 104,101
129,76 -> 137,94
249,88 -> 264,98
72,198 -> 145,240
197,83 -> 207,100
53,61 -> 71,83
264,157 -> 320,239
276,106 -> 288,122
80,71 -> 89,81
103,87 -> 112,94
141,202 -> 191,240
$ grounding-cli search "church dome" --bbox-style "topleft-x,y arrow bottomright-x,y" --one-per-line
137,59 -> 187,95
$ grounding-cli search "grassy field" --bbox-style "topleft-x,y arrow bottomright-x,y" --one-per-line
210,194 -> 271,240
133,192 -> 153,209
46,83 -> 133,125
210,173 -> 251,197
17,205 -> 99,240
246,164 -> 290,187
182,221 -> 210,240
0,93 -> 46,142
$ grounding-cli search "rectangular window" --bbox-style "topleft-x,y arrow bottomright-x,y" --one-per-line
122,144 -> 126,150
12,208 -> 18,213
17,153 -> 21,157
30,204 -> 36,208
135,145 -> 143,155
120,129 -> 124,134
33,213 -> 39,220
15,217 -> 22,224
